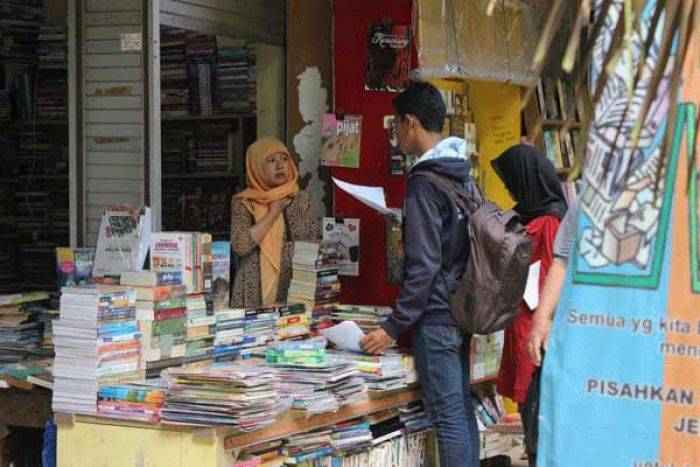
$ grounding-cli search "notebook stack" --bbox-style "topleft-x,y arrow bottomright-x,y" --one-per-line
216,36 -> 256,114
329,351 -> 406,392
97,383 -> 166,423
275,302 -> 310,341
185,33 -> 217,116
160,26 -> 189,118
213,308 -> 246,362
241,306 -> 278,358
331,305 -> 393,334
52,285 -> 140,415
289,242 -> 340,334
266,340 -> 365,416
150,231 -> 212,295
161,364 -> 279,430
36,21 -> 67,121
184,293 -> 215,363
120,271 -> 187,378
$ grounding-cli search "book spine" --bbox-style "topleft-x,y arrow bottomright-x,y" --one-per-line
151,285 -> 187,301
153,307 -> 187,321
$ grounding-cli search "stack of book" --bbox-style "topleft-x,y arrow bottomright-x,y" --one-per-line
0,90 -> 10,121
266,340 -> 365,416
121,271 -> 187,378
187,122 -> 229,173
289,242 -> 340,334
329,351 -> 406,392
0,358 -> 53,389
52,285 -> 141,415
0,292 -> 50,363
216,37 -> 256,114
0,0 -> 41,57
161,128 -> 194,174
213,308 -> 246,361
185,33 -> 217,116
161,364 -> 279,430
160,26 -> 189,118
328,419 -> 374,456
282,428 -> 334,464
97,384 -> 166,423
241,306 -> 278,358
185,293 -> 215,363
150,231 -> 212,295
398,401 -> 431,434
331,305 -> 393,333
275,302 -> 310,341
36,21 -> 67,121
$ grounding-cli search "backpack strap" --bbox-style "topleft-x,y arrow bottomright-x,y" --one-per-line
411,169 -> 482,215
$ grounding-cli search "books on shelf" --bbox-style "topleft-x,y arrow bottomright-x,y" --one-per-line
0,292 -> 52,363
52,285 -> 141,415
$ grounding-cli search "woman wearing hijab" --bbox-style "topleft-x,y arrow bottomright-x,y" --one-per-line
492,144 -> 568,467
230,138 -> 318,308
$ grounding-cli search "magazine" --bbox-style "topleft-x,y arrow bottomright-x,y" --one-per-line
320,114 -> 362,168
322,218 -> 360,276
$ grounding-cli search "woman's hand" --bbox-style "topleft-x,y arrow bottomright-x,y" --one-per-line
269,197 -> 292,215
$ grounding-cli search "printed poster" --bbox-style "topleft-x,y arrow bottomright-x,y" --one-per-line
365,22 -> 410,92
384,115 -> 414,175
538,1 -> 700,465
322,218 -> 360,276
320,114 -> 362,168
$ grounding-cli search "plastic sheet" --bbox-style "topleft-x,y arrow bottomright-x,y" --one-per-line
414,0 -> 562,85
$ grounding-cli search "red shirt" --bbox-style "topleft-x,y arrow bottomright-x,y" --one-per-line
496,215 -> 560,404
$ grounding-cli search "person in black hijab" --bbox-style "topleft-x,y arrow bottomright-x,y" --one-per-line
491,144 -> 568,223
492,144 -> 568,467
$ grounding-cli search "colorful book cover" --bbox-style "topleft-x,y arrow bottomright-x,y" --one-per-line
320,114 -> 362,168
93,206 -> 151,277
321,218 -> 360,276
364,22 -> 410,92
211,241 -> 231,310
56,247 -> 95,287
150,232 -> 190,292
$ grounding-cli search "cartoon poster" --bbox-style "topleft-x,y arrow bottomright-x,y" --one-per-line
538,1 -> 700,465
364,22 -> 411,92
320,114 -> 362,168
322,217 -> 360,276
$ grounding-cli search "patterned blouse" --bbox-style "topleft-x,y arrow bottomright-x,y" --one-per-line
230,190 -> 318,308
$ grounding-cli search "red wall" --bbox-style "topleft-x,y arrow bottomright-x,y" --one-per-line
332,0 -> 414,335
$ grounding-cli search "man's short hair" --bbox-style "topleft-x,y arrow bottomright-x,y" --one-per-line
392,81 -> 446,133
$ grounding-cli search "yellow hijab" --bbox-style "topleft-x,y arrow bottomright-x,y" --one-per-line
235,138 -> 299,305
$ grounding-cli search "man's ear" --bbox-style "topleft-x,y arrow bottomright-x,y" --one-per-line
405,114 -> 419,131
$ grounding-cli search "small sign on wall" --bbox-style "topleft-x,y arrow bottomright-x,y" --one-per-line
120,33 -> 142,52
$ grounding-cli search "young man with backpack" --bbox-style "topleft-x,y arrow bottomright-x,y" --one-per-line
360,82 -> 480,467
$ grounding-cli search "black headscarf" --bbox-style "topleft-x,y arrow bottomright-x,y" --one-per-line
491,144 -> 568,224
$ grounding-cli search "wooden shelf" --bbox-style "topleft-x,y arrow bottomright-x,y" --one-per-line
224,387 -> 422,450
162,113 -> 254,123
541,119 -> 581,129
162,172 -> 245,180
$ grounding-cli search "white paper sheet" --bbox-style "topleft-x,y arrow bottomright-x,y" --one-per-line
523,260 -> 541,310
321,320 -> 366,352
333,178 -> 395,217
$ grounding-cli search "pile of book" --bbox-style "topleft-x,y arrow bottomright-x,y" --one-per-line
213,308 -> 245,361
185,33 -> 217,116
121,271 -> 187,378
398,401 -> 431,434
160,26 -> 189,118
0,292 -> 51,363
185,293 -> 215,362
329,419 -> 374,456
161,364 -> 279,430
52,285 -> 141,415
289,241 -> 341,333
149,231 -> 212,295
187,122 -> 229,173
266,340 -> 365,416
329,350 -> 406,392
97,383 -> 166,424
241,306 -> 277,358
275,302 -> 310,341
0,0 -> 41,57
331,304 -> 393,333
0,357 -> 53,389
216,37 -> 256,114
36,22 -> 67,121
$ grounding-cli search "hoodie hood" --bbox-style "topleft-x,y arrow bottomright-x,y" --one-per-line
411,137 -> 471,184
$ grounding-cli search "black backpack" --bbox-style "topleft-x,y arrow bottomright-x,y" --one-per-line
412,170 -> 532,335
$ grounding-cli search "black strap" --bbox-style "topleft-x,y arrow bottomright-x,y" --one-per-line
411,169 -> 482,214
